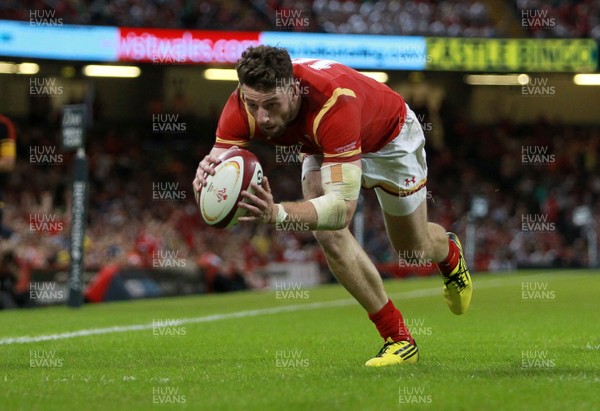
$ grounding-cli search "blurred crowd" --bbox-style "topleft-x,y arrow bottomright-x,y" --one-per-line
425,115 -> 600,271
1,0 -> 599,39
1,109 -> 598,291
311,0 -> 494,37
514,0 -> 600,39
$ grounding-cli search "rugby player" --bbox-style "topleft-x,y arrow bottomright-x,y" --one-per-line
193,46 -> 472,367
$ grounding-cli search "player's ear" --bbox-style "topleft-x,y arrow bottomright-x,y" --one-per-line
292,81 -> 300,99
291,80 -> 300,98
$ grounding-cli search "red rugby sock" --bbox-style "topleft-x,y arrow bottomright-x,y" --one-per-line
437,237 -> 460,276
368,299 -> 413,344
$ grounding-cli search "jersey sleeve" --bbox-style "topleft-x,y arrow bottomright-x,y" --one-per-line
214,90 -> 253,149
315,94 -> 362,163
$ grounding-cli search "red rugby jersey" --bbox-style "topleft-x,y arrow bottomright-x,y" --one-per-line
215,58 -> 406,162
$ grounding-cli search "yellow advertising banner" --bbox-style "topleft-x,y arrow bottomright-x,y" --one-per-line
426,38 -> 598,72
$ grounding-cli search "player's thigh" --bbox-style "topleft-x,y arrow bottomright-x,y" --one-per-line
382,201 -> 430,253
301,154 -> 324,200
362,104 -> 429,251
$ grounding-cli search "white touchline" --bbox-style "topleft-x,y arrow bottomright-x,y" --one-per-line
1,278 -> 510,346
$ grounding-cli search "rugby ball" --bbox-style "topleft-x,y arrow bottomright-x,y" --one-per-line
197,148 -> 263,228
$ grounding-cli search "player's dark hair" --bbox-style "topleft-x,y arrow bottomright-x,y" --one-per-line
236,46 -> 293,91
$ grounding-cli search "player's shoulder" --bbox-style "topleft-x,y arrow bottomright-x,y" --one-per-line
217,86 -> 253,138
292,59 -> 356,86
292,59 -> 360,106
222,87 -> 245,114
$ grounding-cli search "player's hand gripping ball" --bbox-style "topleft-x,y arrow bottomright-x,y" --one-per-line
196,148 -> 263,228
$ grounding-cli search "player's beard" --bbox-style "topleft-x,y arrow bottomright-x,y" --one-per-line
260,111 -> 291,138
261,123 -> 284,138
259,96 -> 299,139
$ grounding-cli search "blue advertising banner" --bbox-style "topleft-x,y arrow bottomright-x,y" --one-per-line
260,32 -> 427,70
0,20 -> 596,72
0,20 -> 118,61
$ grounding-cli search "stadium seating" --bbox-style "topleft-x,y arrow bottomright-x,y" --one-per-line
2,0 -> 599,38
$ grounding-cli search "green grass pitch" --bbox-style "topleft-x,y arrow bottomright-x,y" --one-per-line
1,270 -> 599,410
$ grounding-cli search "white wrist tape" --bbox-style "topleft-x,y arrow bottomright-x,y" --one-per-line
275,204 -> 288,224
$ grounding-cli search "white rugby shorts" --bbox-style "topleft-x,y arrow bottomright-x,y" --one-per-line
302,103 -> 427,217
